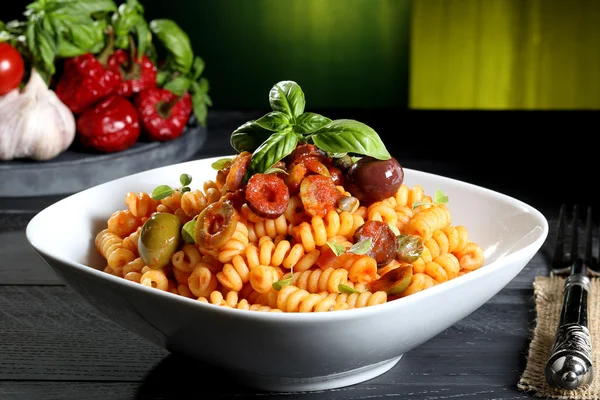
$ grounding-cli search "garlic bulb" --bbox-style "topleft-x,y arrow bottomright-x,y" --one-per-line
0,69 -> 76,161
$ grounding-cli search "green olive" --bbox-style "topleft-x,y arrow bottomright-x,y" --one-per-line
138,212 -> 182,270
368,264 -> 413,295
194,201 -> 240,251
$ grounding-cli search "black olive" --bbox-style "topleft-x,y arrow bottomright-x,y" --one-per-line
345,156 -> 404,204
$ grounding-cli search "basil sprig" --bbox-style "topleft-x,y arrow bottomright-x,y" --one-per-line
231,80 -> 391,174
150,19 -> 212,127
22,0 -> 117,82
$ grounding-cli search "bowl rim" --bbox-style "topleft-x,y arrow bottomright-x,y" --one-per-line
26,156 -> 550,322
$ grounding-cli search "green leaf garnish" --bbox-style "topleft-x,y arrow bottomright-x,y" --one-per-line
348,238 -> 371,255
180,173 -> 192,186
182,217 -> 196,244
326,241 -> 347,257
338,284 -> 362,294
229,80 -> 391,174
412,190 -> 449,210
211,158 -> 232,170
180,186 -> 191,193
273,265 -> 294,291
250,130 -> 299,174
269,80 -> 305,121
255,111 -> 292,132
434,189 -> 449,204
388,224 -> 400,236
151,185 -> 173,200
310,120 -> 391,161
264,167 -> 288,175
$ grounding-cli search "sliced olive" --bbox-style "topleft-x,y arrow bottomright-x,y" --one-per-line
368,264 -> 412,295
138,212 -> 182,270
397,234 -> 424,263
194,201 -> 240,251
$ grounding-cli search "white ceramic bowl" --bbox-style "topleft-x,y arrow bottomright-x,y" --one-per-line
26,156 -> 548,392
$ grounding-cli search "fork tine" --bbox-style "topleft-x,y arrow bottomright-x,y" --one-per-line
552,204 -> 566,271
570,204 -> 579,265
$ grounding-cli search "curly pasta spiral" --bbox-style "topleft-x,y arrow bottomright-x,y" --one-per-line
217,221 -> 249,263
107,210 -> 142,237
276,285 -> 339,312
125,192 -> 159,218
399,272 -> 437,297
188,264 -> 218,298
280,267 -> 348,293
247,237 -> 320,273
216,254 -> 251,292
334,253 -> 377,284
249,265 -> 280,294
172,243 -> 203,273
454,242 -> 485,271
246,214 -> 289,243
423,253 -> 461,283
95,229 -> 136,272
181,184 -> 222,218
322,290 -> 388,308
404,205 -> 451,240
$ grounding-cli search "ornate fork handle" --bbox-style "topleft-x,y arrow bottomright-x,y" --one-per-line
545,264 -> 594,390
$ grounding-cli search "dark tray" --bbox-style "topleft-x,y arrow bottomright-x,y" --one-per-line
0,122 -> 207,198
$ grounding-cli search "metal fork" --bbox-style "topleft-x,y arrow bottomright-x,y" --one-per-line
545,204 -> 595,390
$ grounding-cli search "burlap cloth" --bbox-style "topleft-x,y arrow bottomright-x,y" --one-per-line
518,275 -> 600,399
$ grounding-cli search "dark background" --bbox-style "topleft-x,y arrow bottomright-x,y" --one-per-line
2,1 -> 598,212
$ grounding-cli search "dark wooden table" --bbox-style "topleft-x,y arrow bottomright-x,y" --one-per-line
1,109 -> 591,400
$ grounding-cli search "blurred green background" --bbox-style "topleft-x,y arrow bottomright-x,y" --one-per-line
6,0 -> 600,110
141,0 -> 411,109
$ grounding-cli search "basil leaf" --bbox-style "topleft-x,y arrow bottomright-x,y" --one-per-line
348,238 -> 371,255
434,189 -> 449,204
326,241 -> 347,257
311,119 -> 391,160
182,218 -> 196,244
191,56 -> 205,81
339,284 -> 362,294
255,111 -> 292,132
211,158 -> 232,170
163,75 -> 192,96
412,201 -> 430,210
54,18 -> 106,57
52,0 -> 117,15
250,130 -> 298,174
151,185 -> 173,200
264,167 -> 288,175
269,80 -> 305,121
150,19 -> 194,73
26,18 -> 56,81
180,173 -> 192,186
273,275 -> 293,291
230,120 -> 274,154
295,112 -> 332,135
190,78 -> 212,128
112,0 -> 149,60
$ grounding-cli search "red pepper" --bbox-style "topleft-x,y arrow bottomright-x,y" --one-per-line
135,88 -> 192,141
107,49 -> 157,98
76,95 -> 140,153
55,53 -> 123,114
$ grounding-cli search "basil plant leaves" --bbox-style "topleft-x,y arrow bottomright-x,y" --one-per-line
230,80 -> 391,174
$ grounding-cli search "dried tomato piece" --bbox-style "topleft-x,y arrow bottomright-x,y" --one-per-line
224,151 -> 251,192
299,175 -> 343,218
285,163 -> 308,195
354,220 -> 398,267
194,202 -> 240,251
245,173 -> 290,219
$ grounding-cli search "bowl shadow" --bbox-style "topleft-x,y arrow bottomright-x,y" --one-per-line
135,352 -> 267,399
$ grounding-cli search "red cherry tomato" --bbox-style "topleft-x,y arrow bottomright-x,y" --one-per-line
0,42 -> 25,95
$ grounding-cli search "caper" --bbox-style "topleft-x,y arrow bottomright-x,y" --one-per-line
138,212 -> 182,270
397,234 -> 424,263
337,196 -> 360,213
